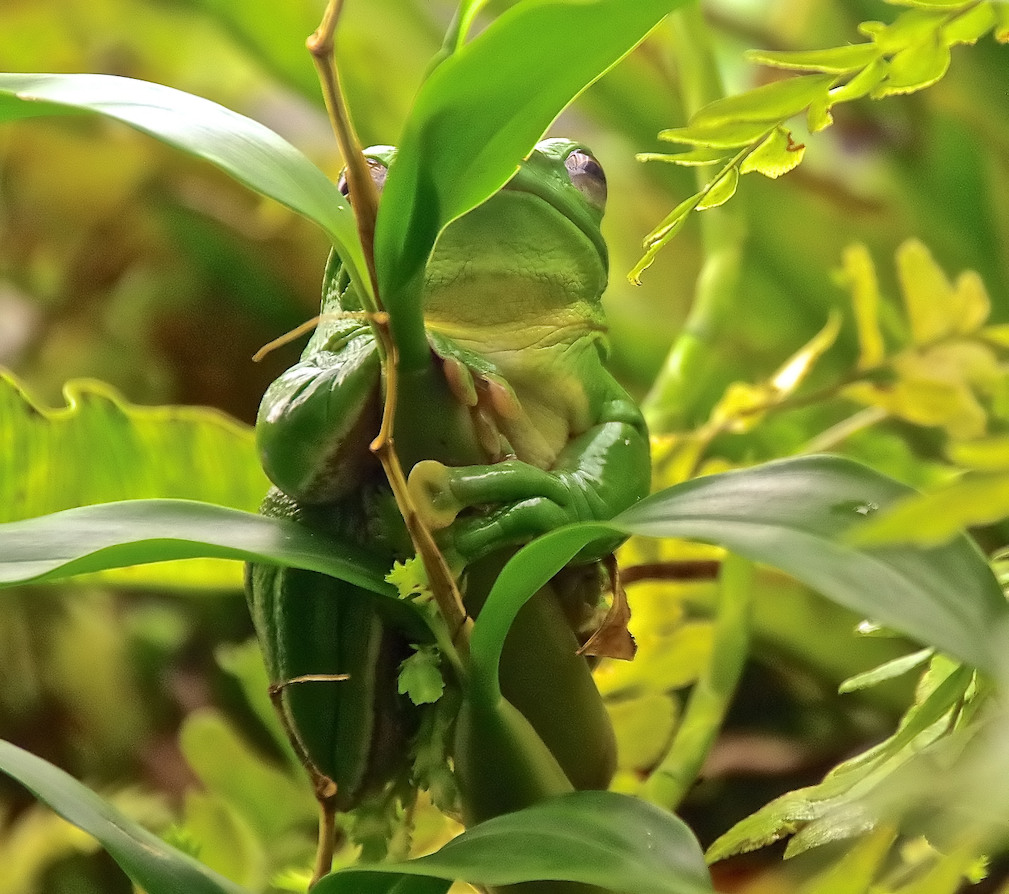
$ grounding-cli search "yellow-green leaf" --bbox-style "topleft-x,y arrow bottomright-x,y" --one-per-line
0,372 -> 268,590
896,239 -> 956,344
884,0 -> 978,8
996,3 -> 1009,42
658,119 -> 772,148
874,35 -> 951,96
860,10 -> 949,53
838,243 -> 887,369
947,435 -> 1009,472
950,270 -> 991,334
637,147 -> 730,166
745,44 -> 881,73
942,3 -> 997,45
640,192 -> 702,251
828,56 -> 890,104
739,126 -> 806,178
688,73 -> 836,127
851,472 -> 1009,546
696,167 -> 739,210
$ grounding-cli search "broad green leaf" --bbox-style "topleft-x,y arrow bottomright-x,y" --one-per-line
687,73 -> 836,127
374,0 -> 687,369
739,126 -> 805,178
838,243 -> 886,369
696,166 -> 739,209
873,36 -> 951,97
745,44 -> 881,73
851,472 -> 1009,546
316,791 -> 712,894
0,372 -> 267,589
0,499 -> 394,598
838,648 -> 934,693
613,456 -> 1007,674
0,73 -> 369,298
0,739 -> 248,894
470,457 -> 1006,705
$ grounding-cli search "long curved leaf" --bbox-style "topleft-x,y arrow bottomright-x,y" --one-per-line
0,72 -> 369,296
470,456 -> 1007,698
0,739 -> 249,894
0,499 -> 393,596
316,790 -> 712,894
374,0 -> 688,369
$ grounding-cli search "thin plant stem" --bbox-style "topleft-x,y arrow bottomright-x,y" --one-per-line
639,552 -> 753,811
307,0 -> 469,648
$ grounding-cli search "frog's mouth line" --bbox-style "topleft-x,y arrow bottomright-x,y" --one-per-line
502,169 -> 609,266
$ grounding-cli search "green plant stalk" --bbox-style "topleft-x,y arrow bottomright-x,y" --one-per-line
639,553 -> 753,811
641,5 -> 747,434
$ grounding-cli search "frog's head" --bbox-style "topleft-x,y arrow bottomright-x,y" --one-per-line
344,140 -> 609,336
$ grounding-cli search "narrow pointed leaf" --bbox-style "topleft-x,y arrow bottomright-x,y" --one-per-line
374,0 -> 688,369
0,73 -> 369,296
0,499 -> 394,597
745,44 -> 881,73
688,73 -> 836,127
316,791 -> 712,894
0,739 -> 248,894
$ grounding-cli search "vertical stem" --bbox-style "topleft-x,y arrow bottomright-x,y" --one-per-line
307,0 -> 470,648
642,5 -> 747,433
639,553 -> 753,811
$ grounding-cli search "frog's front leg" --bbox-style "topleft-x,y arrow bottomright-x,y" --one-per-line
256,327 -> 381,504
407,386 -> 650,562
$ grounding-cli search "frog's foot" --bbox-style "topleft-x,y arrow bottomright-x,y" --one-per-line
407,458 -> 614,562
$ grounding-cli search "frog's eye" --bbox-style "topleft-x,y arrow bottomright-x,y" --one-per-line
337,158 -> 389,201
564,149 -> 607,210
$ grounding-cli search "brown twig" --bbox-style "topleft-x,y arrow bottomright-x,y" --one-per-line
621,560 -> 721,585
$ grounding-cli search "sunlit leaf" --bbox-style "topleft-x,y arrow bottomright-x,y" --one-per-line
996,4 -> 1009,42
874,35 -> 951,96
0,739 -> 248,894
884,0 -> 979,8
696,167 -> 739,209
896,239 -> 959,344
851,472 -> 1009,546
827,55 -> 890,103
0,73 -> 368,297
375,0 -> 687,370
659,119 -> 773,148
838,243 -> 886,369
947,435 -> 1009,471
860,10 -> 949,53
949,270 -> 991,334
745,44 -> 881,73
942,3 -> 997,45
739,126 -> 806,178
0,373 -> 267,589
637,147 -> 730,166
800,827 -> 898,894
687,73 -> 836,127
315,791 -> 712,894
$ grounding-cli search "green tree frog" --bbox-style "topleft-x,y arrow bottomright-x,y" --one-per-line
247,139 -> 650,829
